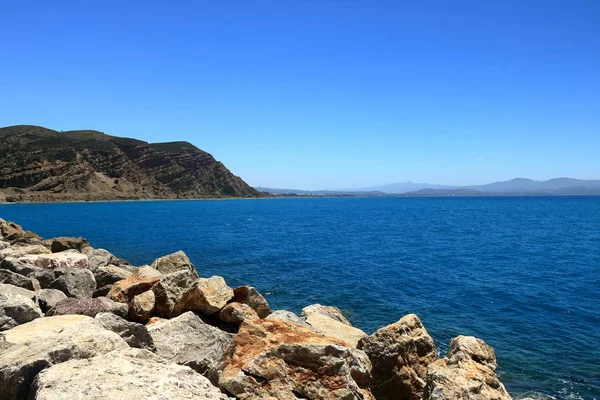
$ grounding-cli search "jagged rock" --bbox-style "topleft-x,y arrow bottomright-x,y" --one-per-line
152,269 -> 197,317
93,264 -> 132,287
150,250 -> 198,276
46,297 -> 127,318
268,309 -> 311,327
357,314 -> 438,400
0,315 -> 128,400
147,311 -> 233,379
0,221 -> 40,244
29,348 -> 230,400
176,276 -> 234,315
19,250 -> 89,269
107,266 -> 160,303
0,293 -> 43,331
305,313 -> 367,348
219,318 -> 374,400
0,244 -> 50,260
218,302 -> 259,325
0,269 -> 39,290
423,336 -> 512,400
94,312 -> 155,350
302,303 -> 352,326
0,257 -> 56,287
49,268 -> 96,298
0,241 -> 9,250
37,289 -> 67,313
232,285 -> 271,318
129,290 -> 156,322
84,248 -> 130,271
50,237 -> 89,253
0,283 -> 35,298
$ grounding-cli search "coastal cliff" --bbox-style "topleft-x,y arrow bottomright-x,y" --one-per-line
0,217 -> 512,400
0,125 -> 263,202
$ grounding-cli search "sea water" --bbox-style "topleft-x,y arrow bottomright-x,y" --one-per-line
1,196 -> 598,399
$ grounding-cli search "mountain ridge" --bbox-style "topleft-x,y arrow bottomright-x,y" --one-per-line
0,125 -> 263,202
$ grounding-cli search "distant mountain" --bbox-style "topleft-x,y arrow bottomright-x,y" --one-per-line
355,181 -> 457,194
467,178 -> 600,194
255,187 -> 385,196
0,125 -> 263,202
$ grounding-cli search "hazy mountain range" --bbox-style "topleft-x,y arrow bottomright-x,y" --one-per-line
257,178 -> 600,196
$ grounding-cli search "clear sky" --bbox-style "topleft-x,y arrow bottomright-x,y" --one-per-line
1,1 -> 599,189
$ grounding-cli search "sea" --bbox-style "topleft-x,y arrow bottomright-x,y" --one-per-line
1,196 -> 598,399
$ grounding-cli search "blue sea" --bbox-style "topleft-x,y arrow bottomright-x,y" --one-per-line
1,196 -> 599,399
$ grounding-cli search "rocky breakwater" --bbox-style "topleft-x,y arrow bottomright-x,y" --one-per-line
0,217 -> 512,400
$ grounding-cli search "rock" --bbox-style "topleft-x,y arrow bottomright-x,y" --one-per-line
176,276 -> 234,315
218,302 -> 259,325
29,348 -> 230,400
232,285 -> 271,318
49,268 -> 96,298
268,309 -> 311,327
0,315 -> 128,400
46,297 -> 128,318
357,314 -> 438,400
50,237 -> 89,253
84,248 -> 130,271
0,241 -> 9,250
0,283 -> 35,298
148,311 -> 233,379
152,269 -> 197,317
302,303 -> 352,326
93,264 -> 132,287
107,266 -> 161,303
423,336 -> 512,400
305,313 -> 367,348
37,289 -> 67,313
0,269 -> 39,290
219,318 -> 374,400
92,284 -> 112,298
129,290 -> 156,322
0,257 -> 56,287
0,293 -> 43,331
19,250 -> 89,269
0,222 -> 40,245
94,312 -> 155,350
150,250 -> 198,276
0,244 -> 50,260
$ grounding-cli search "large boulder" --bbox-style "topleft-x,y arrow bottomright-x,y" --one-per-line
302,303 -> 352,326
0,283 -> 35,298
106,266 -> 160,303
152,269 -> 197,317
48,268 -> 96,298
423,336 -> 512,400
217,302 -> 259,325
93,264 -> 132,288
0,293 -> 43,331
357,314 -> 438,400
19,250 -> 89,269
150,250 -> 198,276
232,285 -> 271,318
304,313 -> 367,347
94,312 -> 155,350
268,309 -> 311,328
0,315 -> 128,400
29,348 -> 229,400
0,221 -> 41,244
219,317 -> 374,400
46,297 -> 128,318
129,290 -> 156,322
37,288 -> 67,313
0,268 -> 39,290
147,311 -> 233,379
0,245 -> 50,260
84,247 -> 131,271
50,237 -> 89,253
176,276 -> 234,315
0,257 -> 56,288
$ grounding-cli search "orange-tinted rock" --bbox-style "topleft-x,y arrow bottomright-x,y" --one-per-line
106,266 -> 160,304
175,276 -> 233,315
301,303 -> 352,326
219,318 -> 374,400
129,290 -> 156,322
232,286 -> 271,318
217,302 -> 259,325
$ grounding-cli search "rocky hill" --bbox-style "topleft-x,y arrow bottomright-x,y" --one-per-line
0,125 -> 263,202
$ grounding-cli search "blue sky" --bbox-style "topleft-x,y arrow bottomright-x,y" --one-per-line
1,1 -> 599,189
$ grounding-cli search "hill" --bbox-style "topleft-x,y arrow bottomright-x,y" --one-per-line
467,177 -> 600,194
0,125 -> 263,202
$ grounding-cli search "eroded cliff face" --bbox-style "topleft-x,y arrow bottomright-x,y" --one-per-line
0,125 -> 263,202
